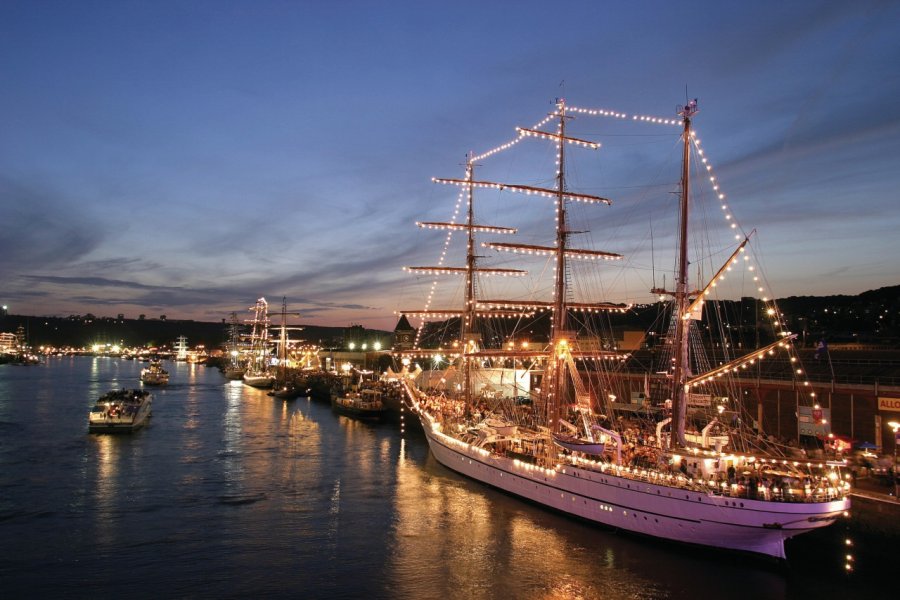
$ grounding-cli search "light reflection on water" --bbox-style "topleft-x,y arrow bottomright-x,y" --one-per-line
0,357 -> 889,599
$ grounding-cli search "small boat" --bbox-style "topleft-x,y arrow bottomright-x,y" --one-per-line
331,388 -> 387,421
224,366 -> 245,380
88,389 -> 152,433
223,362 -> 245,380
140,359 -> 170,385
552,433 -> 606,456
186,350 -> 208,364
269,384 -> 306,399
243,372 -> 276,388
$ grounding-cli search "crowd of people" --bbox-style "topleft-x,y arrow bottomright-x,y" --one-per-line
408,386 -> 847,503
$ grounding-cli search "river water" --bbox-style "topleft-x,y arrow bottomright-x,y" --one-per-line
0,357 -> 891,599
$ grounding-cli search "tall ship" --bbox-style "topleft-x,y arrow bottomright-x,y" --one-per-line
242,297 -> 276,388
398,98 -> 850,559
173,336 -> 189,361
269,298 -> 306,398
223,312 -> 246,380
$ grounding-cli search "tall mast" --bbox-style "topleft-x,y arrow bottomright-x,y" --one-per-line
400,161 -> 526,403
463,155 -> 476,404
279,297 -> 288,377
228,312 -> 240,366
550,99 -> 570,426
670,99 -> 698,449
553,100 -> 569,336
274,297 -> 302,377
463,156 -> 477,341
401,101 -> 620,418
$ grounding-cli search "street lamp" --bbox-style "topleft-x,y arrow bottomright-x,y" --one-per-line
889,421 -> 900,500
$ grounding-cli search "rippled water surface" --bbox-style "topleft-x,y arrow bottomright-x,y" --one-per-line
0,357 -> 890,598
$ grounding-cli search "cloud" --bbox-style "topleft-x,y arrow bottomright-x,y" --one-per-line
23,275 -> 179,291
0,177 -> 102,275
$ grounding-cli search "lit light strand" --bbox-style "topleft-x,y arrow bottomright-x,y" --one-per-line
682,235 -> 752,320
568,105 -> 681,126
686,129 -> 816,399
471,113 -> 556,162
407,184 -> 466,348
403,266 -> 526,277
476,301 -> 630,314
433,177 -> 611,205
397,310 -> 535,320
485,242 -> 623,261
416,222 -> 517,234
517,127 -> 600,149
687,337 -> 797,387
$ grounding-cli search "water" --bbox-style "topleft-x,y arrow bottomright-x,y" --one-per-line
0,357 -> 890,599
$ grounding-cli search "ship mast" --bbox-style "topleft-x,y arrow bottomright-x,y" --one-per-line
549,100 -> 572,427
400,159 -> 525,404
274,297 -> 302,379
246,297 -> 271,374
477,99 -> 620,429
401,101 -> 627,417
553,101 -> 570,336
670,99 -> 698,448
228,312 -> 241,367
463,156 -> 477,404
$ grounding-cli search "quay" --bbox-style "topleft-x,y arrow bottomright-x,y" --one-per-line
848,478 -> 900,536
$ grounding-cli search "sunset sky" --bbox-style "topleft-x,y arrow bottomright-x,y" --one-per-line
2,1 -> 898,330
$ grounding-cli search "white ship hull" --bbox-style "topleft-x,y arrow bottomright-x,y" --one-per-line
243,373 -> 275,388
418,410 -> 849,559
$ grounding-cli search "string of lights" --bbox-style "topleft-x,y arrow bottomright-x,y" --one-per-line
685,129 -> 818,403
484,242 -> 623,261
410,185 -> 466,349
432,177 -> 610,205
568,105 -> 682,126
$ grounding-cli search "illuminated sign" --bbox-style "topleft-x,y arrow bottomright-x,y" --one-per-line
877,397 -> 900,412
798,405 -> 831,436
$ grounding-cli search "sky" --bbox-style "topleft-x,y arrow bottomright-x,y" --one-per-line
1,0 -> 899,331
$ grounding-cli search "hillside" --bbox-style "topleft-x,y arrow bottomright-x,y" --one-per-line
2,285 -> 895,351
0,314 -> 391,350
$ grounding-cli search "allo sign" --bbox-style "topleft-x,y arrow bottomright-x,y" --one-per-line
877,397 -> 900,412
